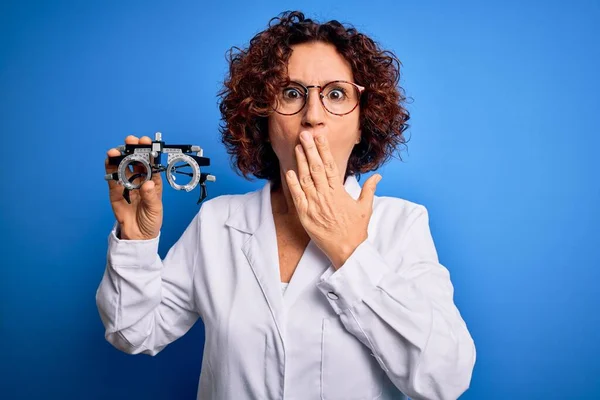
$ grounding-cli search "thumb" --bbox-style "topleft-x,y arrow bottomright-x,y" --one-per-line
358,174 -> 381,207
140,180 -> 161,211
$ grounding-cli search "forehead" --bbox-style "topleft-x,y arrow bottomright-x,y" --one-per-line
287,41 -> 354,84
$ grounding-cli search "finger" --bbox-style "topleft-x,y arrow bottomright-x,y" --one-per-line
139,180 -> 162,213
358,174 -> 382,209
285,169 -> 307,213
145,163 -> 162,197
125,135 -> 139,144
313,133 -> 340,189
105,148 -> 121,173
295,143 -> 316,196
299,131 -> 328,192
105,148 -> 122,190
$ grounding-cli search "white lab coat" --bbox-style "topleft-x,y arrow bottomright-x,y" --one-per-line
96,174 -> 476,400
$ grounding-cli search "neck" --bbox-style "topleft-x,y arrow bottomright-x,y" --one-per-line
270,170 -> 299,217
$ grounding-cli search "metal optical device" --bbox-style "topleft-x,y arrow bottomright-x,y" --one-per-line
104,132 -> 216,205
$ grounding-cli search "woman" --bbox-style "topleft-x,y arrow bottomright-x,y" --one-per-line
97,11 -> 476,400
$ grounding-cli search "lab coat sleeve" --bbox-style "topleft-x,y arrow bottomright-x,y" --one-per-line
95,209 -> 202,356
316,205 -> 476,400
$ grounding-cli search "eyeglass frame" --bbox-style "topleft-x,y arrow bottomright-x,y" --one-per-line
272,80 -> 366,116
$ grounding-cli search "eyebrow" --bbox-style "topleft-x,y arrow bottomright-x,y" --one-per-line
288,78 -> 353,86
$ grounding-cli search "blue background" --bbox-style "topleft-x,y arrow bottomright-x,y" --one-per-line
1,0 -> 598,398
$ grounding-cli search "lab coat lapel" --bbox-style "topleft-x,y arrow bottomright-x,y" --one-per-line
226,180 -> 287,343
282,175 -> 364,313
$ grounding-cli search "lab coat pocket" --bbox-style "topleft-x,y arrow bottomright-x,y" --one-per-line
321,317 -> 384,400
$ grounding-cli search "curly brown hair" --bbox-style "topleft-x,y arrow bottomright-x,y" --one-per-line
218,10 -> 411,186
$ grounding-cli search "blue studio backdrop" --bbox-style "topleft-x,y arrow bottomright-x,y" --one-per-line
1,0 -> 598,399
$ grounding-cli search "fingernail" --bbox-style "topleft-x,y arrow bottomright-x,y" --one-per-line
316,134 -> 324,143
301,131 -> 311,141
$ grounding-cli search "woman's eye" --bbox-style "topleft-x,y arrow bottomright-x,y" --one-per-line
327,89 -> 346,101
283,88 -> 302,99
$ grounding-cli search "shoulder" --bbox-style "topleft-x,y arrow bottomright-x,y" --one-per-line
193,186 -> 262,223
373,194 -> 429,222
370,194 -> 431,237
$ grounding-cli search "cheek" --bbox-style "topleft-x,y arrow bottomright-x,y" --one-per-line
331,119 -> 361,151
268,117 -> 299,155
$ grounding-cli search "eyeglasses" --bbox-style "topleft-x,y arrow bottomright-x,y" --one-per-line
272,80 -> 365,116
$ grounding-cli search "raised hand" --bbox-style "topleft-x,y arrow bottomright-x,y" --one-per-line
105,135 -> 164,240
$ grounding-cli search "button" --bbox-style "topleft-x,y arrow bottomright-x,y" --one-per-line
327,291 -> 339,300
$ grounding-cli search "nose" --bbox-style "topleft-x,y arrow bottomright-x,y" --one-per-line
301,87 -> 326,128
